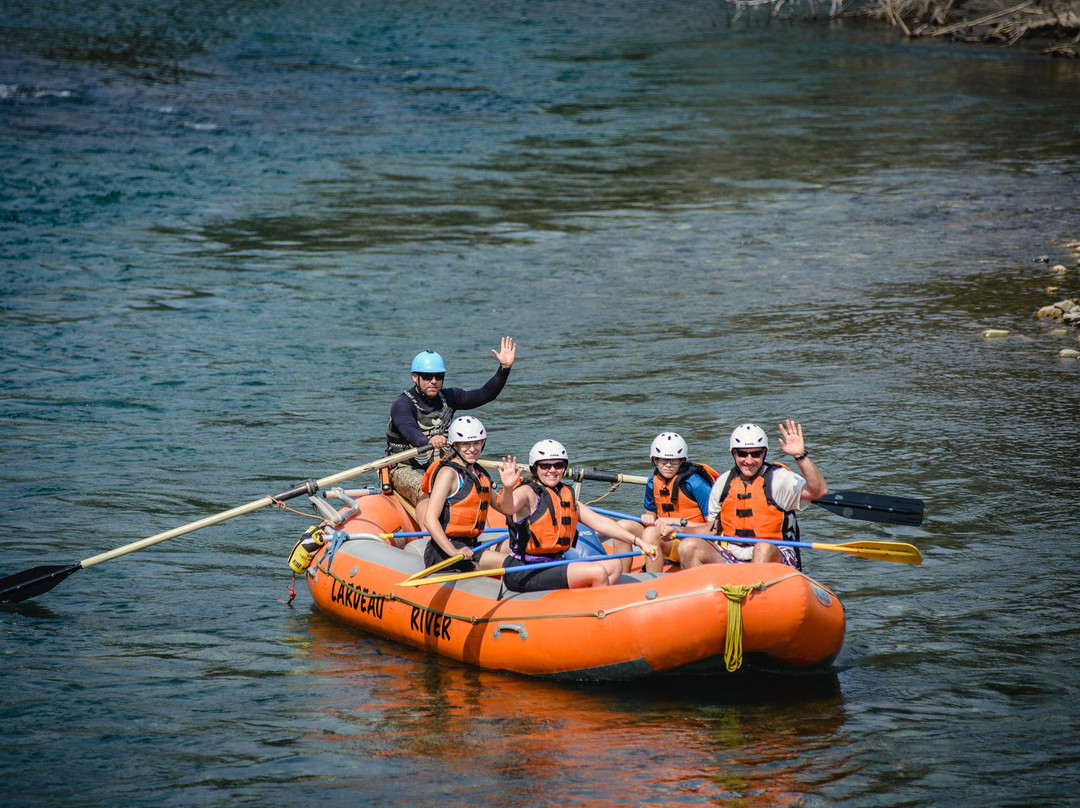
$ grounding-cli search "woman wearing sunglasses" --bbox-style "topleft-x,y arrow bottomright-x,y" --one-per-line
677,419 -> 828,571
495,440 -> 656,591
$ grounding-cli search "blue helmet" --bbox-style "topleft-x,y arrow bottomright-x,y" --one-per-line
410,350 -> 446,374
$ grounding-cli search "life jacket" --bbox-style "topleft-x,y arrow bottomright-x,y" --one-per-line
507,480 -> 578,558
652,461 -> 719,523
714,463 -> 801,566
385,388 -> 454,466
420,458 -> 491,540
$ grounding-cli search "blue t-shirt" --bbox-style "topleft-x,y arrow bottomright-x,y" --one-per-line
643,469 -> 712,518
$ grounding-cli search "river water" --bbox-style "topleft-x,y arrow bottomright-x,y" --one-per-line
2,1 -> 1079,805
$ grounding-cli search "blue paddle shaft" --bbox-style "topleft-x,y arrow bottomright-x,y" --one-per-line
503,551 -> 638,574
674,532 -> 813,551
590,506 -> 813,551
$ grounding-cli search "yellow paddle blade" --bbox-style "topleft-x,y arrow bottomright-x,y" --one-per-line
398,566 -> 505,588
811,540 -> 923,564
401,553 -> 466,583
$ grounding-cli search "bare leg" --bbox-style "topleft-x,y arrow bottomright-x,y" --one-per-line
476,550 -> 509,570
566,560 -> 613,588
676,537 -> 728,569
752,542 -> 782,563
638,526 -> 667,573
609,520 -> 644,572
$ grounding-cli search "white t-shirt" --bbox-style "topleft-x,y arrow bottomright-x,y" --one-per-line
706,466 -> 808,521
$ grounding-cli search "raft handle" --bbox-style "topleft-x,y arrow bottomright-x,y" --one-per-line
493,623 -> 528,641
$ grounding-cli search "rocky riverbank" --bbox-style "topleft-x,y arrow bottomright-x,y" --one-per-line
858,0 -> 1080,56
979,241 -> 1080,359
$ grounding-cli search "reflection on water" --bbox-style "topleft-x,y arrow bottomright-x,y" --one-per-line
291,612 -> 847,806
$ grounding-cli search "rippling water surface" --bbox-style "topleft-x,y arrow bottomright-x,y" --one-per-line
2,1 -> 1079,806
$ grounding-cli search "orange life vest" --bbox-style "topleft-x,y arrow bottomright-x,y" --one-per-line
420,458 -> 491,540
715,462 -> 799,543
507,480 -> 578,557
652,461 -> 719,523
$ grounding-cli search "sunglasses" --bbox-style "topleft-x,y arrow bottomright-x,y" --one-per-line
417,372 -> 444,381
733,449 -> 765,458
535,461 -> 567,471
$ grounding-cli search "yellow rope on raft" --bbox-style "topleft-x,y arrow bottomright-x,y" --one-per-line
721,583 -> 759,672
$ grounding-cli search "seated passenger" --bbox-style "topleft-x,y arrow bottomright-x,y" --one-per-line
416,416 -> 507,574
610,432 -> 717,573
495,440 -> 655,591
678,420 -> 827,571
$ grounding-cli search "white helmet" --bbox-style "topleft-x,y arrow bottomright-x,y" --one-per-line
528,439 -> 568,467
650,432 -> 688,460
448,415 -> 486,444
730,423 -> 769,452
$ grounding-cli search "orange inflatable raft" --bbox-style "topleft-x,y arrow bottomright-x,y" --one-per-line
300,492 -> 845,680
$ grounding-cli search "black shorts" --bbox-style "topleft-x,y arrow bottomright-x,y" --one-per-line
501,555 -> 570,592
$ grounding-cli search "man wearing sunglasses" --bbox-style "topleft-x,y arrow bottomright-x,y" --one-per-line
385,337 -> 517,503
677,419 -> 827,571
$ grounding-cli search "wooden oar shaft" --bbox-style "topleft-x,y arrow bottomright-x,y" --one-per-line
591,483 -> 925,528
1,447 -> 430,602
476,459 -> 648,486
479,460 -> 923,524
79,446 -> 425,569
81,495 -> 275,569
482,459 -> 922,526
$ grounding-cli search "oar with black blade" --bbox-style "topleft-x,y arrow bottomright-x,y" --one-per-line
589,506 -> 923,565
809,490 -> 924,526
0,446 -> 429,604
482,460 -> 926,528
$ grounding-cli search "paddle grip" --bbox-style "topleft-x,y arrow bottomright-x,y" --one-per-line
272,478 -> 320,501
569,467 -> 621,483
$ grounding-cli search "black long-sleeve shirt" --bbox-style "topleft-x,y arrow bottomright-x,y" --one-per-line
387,365 -> 511,449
